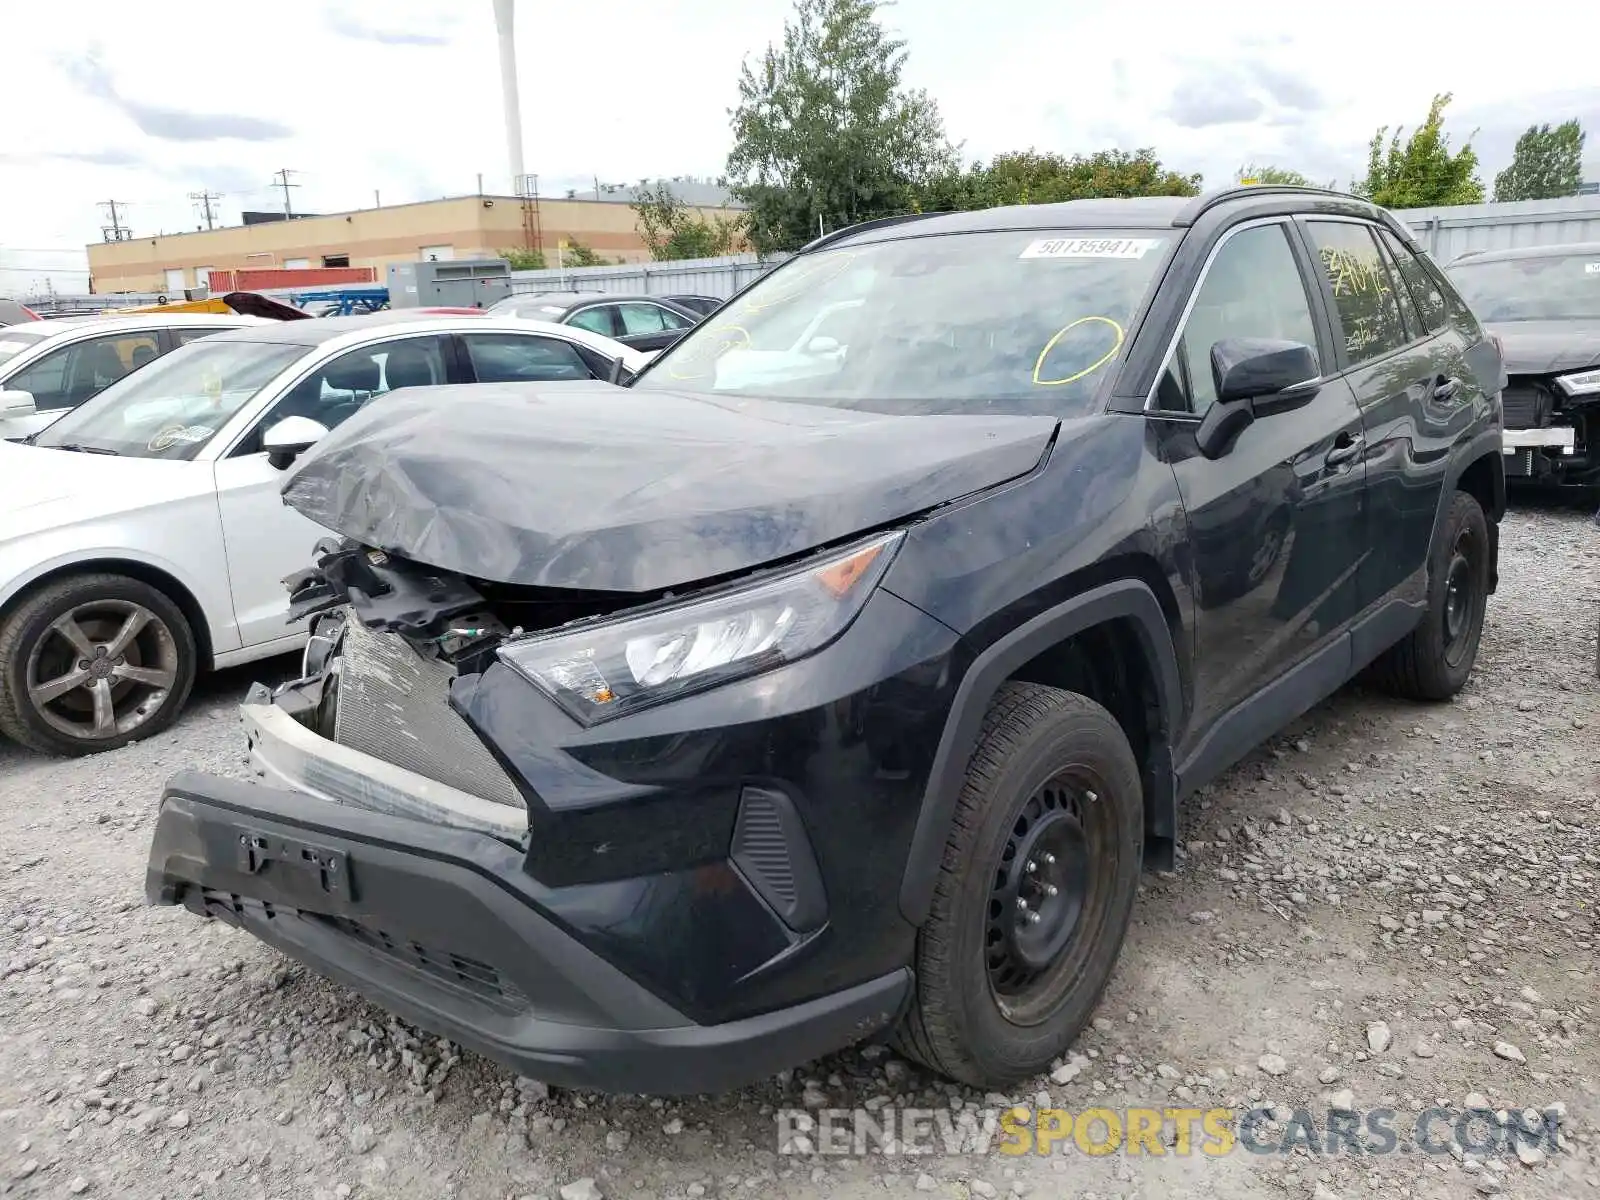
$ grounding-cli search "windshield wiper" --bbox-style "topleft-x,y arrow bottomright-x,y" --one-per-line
48,443 -> 121,456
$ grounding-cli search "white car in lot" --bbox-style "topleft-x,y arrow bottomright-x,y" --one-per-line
0,313 -> 264,439
0,311 -> 649,756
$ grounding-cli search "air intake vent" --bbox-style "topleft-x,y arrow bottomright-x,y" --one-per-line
730,786 -> 826,933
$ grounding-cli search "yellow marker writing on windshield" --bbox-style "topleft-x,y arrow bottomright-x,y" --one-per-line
1033,316 -> 1125,386
667,324 -> 752,380
738,252 -> 858,316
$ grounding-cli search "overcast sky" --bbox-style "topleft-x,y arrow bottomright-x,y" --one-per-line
4,0 -> 1599,294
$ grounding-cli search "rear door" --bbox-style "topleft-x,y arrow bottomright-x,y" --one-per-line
1148,218 -> 1367,735
1299,219 -> 1467,616
614,302 -> 694,352
457,331 -> 608,382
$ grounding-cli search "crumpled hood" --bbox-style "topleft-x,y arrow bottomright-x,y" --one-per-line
1487,319 -> 1600,376
280,381 -> 1057,592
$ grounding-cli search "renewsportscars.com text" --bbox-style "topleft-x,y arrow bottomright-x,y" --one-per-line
775,1104 -> 1567,1158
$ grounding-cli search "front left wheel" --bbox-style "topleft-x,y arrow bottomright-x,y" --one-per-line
0,573 -> 198,757
894,681 -> 1144,1089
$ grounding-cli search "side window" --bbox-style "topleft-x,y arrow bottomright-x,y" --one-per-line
1372,235 -> 1424,339
6,346 -> 71,410
173,327 -> 230,348
1160,223 -> 1320,416
1377,231 -> 1448,334
1306,221 -> 1410,364
653,304 -> 693,331
462,333 -> 594,383
9,333 -> 158,411
1425,258 -> 1483,342
239,335 -> 450,454
617,303 -> 670,336
567,307 -> 616,336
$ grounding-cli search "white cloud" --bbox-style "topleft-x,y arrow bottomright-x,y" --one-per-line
3,0 -> 1598,295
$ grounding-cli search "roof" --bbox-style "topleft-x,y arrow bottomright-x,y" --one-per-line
204,309 -> 486,346
1448,241 -> 1600,265
20,313 -> 267,333
809,186 -> 1389,250
190,310 -> 652,370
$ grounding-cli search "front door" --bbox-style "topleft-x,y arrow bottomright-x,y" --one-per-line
212,333 -> 455,649
1149,219 -> 1369,735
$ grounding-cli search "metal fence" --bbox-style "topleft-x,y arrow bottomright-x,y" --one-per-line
1394,195 -> 1600,264
507,252 -> 788,300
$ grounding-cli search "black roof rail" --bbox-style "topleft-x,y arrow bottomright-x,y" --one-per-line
798,211 -> 946,254
1174,184 -> 1368,226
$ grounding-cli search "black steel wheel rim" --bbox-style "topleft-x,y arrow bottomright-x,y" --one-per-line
985,769 -> 1119,1025
1442,526 -> 1479,666
24,600 -> 179,742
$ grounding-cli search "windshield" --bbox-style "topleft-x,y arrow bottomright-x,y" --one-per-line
632,229 -> 1171,415
0,328 -> 51,370
1446,252 -> 1600,322
34,338 -> 307,459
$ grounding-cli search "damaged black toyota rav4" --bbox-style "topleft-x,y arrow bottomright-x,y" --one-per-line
147,187 -> 1505,1095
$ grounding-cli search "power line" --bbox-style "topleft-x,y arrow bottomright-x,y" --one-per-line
99,199 -> 131,242
271,168 -> 301,217
188,189 -> 224,230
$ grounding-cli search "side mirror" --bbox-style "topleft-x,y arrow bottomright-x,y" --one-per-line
263,415 -> 330,470
1196,338 -> 1321,460
0,389 -> 37,417
806,335 -> 842,355
607,356 -> 635,386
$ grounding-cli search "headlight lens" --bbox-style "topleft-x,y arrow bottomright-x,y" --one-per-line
1555,367 -> 1600,397
497,531 -> 903,724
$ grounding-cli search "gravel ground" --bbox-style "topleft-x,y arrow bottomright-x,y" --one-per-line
1,505 -> 1595,1200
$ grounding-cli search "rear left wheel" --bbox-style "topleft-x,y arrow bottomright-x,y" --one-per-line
0,573 -> 198,757
894,681 -> 1144,1089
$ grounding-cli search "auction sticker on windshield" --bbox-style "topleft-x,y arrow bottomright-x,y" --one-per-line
1020,237 -> 1164,260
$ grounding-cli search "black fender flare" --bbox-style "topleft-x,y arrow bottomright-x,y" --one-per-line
897,578 -> 1184,926
1436,429 -> 1504,591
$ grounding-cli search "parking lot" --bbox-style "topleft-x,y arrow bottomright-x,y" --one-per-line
1,503 -> 1595,1200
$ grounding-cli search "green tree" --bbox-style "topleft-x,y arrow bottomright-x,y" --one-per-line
915,149 -> 1201,212
632,182 -> 744,261
560,238 -> 610,267
501,247 -> 547,270
726,0 -> 956,254
1493,120 -> 1586,201
1236,164 -> 1310,186
1355,93 -> 1485,208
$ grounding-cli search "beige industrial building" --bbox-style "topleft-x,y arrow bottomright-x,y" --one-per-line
85,192 -> 745,294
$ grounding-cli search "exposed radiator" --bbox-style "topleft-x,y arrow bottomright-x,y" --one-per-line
332,618 -> 526,808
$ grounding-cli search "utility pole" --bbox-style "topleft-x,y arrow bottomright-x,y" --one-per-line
271,168 -> 301,217
188,189 -> 223,230
99,199 -> 130,242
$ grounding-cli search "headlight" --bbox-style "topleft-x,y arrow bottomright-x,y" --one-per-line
497,531 -> 904,724
1555,367 -> 1600,397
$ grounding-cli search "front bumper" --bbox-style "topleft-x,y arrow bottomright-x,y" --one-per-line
146,770 -> 910,1095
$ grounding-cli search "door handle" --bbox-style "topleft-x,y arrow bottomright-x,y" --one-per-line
1433,374 -> 1459,402
1325,433 -> 1364,466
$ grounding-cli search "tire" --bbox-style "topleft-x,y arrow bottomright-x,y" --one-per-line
0,573 -> 198,757
1366,491 -> 1490,702
893,681 -> 1144,1089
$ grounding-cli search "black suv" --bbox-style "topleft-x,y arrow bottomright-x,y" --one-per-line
147,187 -> 1505,1096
